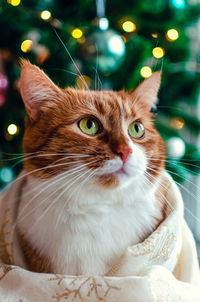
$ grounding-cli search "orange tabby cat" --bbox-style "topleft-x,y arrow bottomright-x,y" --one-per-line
17,60 -> 166,275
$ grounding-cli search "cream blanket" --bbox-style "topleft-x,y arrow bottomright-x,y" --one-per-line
0,171 -> 199,302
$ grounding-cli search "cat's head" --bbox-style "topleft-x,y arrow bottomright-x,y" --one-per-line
19,60 -> 165,190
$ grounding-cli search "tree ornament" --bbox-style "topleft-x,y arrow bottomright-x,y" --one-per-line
81,29 -> 126,73
166,137 -> 185,159
0,71 -> 8,107
81,0 -> 126,73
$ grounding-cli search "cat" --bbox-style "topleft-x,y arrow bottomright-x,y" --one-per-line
16,59 -> 166,275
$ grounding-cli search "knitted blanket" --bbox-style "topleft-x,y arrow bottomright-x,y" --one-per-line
0,171 -> 199,302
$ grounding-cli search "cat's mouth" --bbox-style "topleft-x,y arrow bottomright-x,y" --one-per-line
113,166 -> 129,177
96,164 -> 135,189
96,159 -> 132,179
95,157 -> 142,188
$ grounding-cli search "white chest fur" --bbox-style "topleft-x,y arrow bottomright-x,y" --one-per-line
17,174 -> 162,275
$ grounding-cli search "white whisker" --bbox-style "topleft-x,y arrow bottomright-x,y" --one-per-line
147,166 -> 200,224
54,167 -> 97,228
2,155 -> 92,192
16,159 -> 100,229
29,162 -> 100,232
53,28 -> 91,92
144,169 -> 175,213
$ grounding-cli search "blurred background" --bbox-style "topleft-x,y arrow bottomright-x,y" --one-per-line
0,0 -> 200,251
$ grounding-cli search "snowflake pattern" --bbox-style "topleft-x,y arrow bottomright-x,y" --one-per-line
49,275 -> 121,302
129,224 -> 176,262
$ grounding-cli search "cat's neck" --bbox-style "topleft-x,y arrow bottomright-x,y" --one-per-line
17,171 -> 165,275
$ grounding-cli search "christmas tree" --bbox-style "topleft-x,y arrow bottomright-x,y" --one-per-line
0,0 -> 200,240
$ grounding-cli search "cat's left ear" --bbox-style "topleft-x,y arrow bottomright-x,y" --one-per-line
19,59 -> 63,121
131,71 -> 161,109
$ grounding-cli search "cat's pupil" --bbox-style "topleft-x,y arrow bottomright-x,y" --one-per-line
87,120 -> 93,129
134,124 -> 139,133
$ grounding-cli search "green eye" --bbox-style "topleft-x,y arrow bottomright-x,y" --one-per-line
78,117 -> 100,135
128,121 -> 145,139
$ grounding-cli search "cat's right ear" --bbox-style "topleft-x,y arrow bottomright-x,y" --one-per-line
19,59 -> 62,121
131,71 -> 161,109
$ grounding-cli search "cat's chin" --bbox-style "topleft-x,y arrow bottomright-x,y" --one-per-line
96,170 -> 138,189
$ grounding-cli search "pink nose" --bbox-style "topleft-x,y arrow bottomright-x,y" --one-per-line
116,145 -> 132,163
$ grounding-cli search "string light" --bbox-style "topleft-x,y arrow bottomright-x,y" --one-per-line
122,21 -> 136,33
152,47 -> 165,59
7,0 -> 21,6
99,17 -> 109,30
72,28 -> 83,39
171,117 -> 185,129
140,66 -> 152,78
166,29 -> 179,41
76,75 -> 91,89
171,0 -> 185,9
21,40 -> 33,53
0,167 -> 14,183
7,124 -> 18,135
40,10 -> 51,21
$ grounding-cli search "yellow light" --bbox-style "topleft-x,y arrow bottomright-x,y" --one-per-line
152,33 -> 158,38
76,75 -> 91,89
7,124 -> 18,135
166,29 -> 179,41
77,36 -> 86,44
72,28 -> 83,39
152,47 -> 165,59
140,66 -> 152,78
8,0 -> 21,6
122,21 -> 136,33
40,10 -> 51,20
21,40 -> 33,53
171,117 -> 185,129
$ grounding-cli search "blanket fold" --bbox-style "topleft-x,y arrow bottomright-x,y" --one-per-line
0,171 -> 199,302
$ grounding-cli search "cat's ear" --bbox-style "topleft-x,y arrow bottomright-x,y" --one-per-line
19,59 -> 62,121
131,71 -> 161,108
